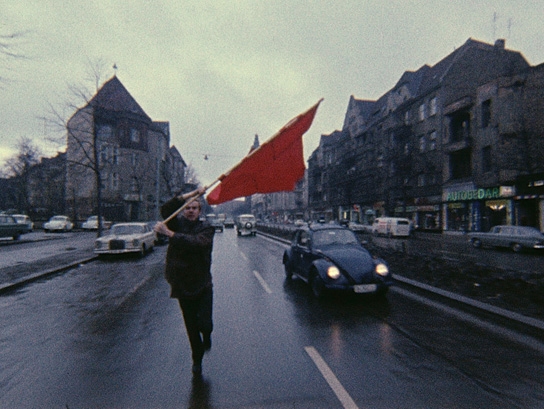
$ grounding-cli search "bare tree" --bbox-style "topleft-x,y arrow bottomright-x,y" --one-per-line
0,28 -> 28,84
43,62 -> 111,236
3,137 -> 42,213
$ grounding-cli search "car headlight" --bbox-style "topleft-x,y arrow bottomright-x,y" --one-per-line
327,265 -> 341,279
375,263 -> 389,276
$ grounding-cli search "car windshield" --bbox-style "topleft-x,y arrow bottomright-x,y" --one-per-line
112,225 -> 144,235
51,216 -> 66,221
312,229 -> 359,248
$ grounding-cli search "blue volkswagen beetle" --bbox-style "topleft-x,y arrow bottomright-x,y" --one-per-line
283,224 -> 393,298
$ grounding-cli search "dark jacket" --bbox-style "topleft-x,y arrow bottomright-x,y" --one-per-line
160,197 -> 215,299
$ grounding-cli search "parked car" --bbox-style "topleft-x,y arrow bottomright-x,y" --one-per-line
236,214 -> 257,236
11,214 -> 34,232
223,217 -> 235,228
0,214 -> 30,240
43,215 -> 73,232
283,224 -> 393,298
468,225 -> 544,253
81,215 -> 112,230
94,222 -> 156,256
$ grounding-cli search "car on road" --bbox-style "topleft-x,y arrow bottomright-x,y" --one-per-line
223,217 -> 235,228
94,222 -> 156,256
11,214 -> 34,232
236,214 -> 257,236
81,215 -> 112,230
0,214 -> 30,240
468,225 -> 544,253
43,215 -> 73,232
283,224 -> 393,298
206,213 -> 224,232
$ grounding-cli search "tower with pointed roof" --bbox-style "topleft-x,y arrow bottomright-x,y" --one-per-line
65,76 -> 186,222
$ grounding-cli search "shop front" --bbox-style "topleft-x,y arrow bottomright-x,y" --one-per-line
515,173 -> 544,231
442,184 -> 515,232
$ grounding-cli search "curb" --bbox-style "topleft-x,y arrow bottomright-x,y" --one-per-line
0,256 -> 98,294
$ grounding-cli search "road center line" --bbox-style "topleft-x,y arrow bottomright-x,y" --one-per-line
252,270 -> 272,294
304,346 -> 360,409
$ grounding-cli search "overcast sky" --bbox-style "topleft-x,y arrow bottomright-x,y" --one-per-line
2,1 -> 543,186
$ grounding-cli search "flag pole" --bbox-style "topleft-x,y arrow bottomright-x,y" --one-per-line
162,179 -> 220,224
162,99 -> 323,223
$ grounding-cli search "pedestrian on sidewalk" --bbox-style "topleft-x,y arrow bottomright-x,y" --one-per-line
154,187 -> 215,376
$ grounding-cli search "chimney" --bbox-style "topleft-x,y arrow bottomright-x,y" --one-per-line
494,39 -> 505,49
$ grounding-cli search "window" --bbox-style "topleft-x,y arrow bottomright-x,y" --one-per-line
96,124 -> 112,140
482,146 -> 492,173
131,153 -> 139,166
112,147 -> 119,165
404,111 -> 411,124
418,103 -> 426,121
450,149 -> 472,179
418,174 -> 426,187
481,99 -> 491,128
130,128 -> 140,143
429,131 -> 437,150
429,97 -> 437,116
419,135 -> 426,152
131,177 -> 138,192
112,173 -> 119,190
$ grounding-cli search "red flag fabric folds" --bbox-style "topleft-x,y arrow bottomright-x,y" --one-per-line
206,100 -> 322,205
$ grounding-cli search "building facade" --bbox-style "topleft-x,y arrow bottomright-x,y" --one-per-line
65,76 -> 186,223
308,38 -> 544,232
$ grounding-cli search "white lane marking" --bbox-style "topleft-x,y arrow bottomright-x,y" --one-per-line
304,346 -> 360,409
253,270 -> 272,294
240,252 -> 248,261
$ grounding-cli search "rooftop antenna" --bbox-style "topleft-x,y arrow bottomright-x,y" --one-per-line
492,11 -> 498,40
113,63 -> 118,76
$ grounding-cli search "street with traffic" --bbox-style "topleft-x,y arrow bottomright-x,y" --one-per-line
0,228 -> 543,408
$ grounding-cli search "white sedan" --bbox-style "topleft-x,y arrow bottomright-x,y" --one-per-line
43,215 -> 73,232
94,222 -> 156,256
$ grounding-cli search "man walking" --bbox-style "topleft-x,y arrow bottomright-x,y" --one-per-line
154,187 -> 215,375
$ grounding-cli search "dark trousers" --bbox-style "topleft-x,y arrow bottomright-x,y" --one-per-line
177,288 -> 213,363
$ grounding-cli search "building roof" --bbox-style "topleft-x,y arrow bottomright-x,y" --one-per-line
89,76 -> 151,121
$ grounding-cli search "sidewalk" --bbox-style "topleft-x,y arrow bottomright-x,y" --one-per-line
0,247 -> 96,294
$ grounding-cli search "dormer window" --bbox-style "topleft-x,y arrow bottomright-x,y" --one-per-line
130,128 -> 140,143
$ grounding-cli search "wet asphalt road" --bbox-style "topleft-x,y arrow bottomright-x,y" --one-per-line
1,230 -> 543,408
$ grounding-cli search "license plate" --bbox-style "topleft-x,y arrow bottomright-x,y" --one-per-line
353,284 -> 377,293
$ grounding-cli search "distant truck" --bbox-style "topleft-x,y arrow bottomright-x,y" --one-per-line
371,217 -> 411,237
0,214 -> 30,240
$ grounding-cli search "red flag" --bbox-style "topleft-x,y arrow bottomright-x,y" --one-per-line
206,100 -> 322,205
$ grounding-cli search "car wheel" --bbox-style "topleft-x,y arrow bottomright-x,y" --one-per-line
283,258 -> 293,279
471,238 -> 482,248
140,244 -> 146,257
511,243 -> 522,253
13,234 -> 20,241
375,287 -> 389,298
310,273 -> 325,299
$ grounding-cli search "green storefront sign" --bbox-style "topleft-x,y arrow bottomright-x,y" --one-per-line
445,187 -> 500,202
